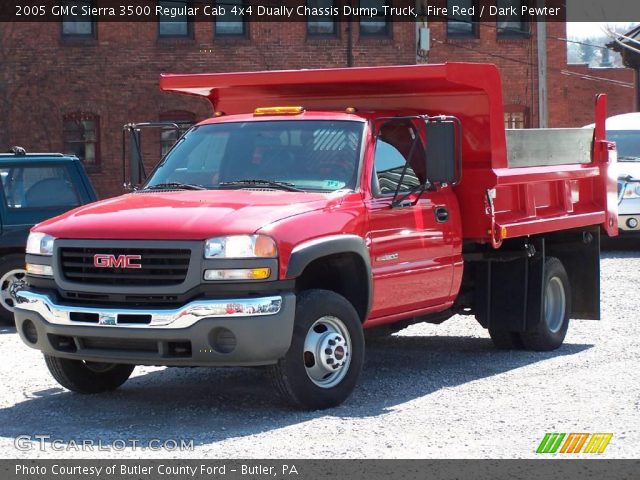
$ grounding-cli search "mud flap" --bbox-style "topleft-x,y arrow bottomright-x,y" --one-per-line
474,238 -> 545,333
547,226 -> 601,320
474,227 -> 601,332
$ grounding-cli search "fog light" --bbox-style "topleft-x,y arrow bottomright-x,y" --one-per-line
209,327 -> 237,354
22,319 -> 38,344
204,268 -> 270,281
25,263 -> 53,277
627,218 -> 639,229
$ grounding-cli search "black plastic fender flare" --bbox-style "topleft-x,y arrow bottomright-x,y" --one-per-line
285,234 -> 373,318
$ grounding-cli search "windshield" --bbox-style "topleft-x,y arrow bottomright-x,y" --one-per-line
608,130 -> 640,161
145,120 -> 364,192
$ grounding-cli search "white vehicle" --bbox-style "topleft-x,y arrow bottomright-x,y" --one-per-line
586,113 -> 640,233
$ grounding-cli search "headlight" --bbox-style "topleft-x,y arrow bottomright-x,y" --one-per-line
26,232 -> 55,256
204,235 -> 277,259
623,182 -> 640,199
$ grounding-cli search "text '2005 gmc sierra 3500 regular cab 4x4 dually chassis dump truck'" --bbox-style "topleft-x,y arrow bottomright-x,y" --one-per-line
14,63 -> 618,409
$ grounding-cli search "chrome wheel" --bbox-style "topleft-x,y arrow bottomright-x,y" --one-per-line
303,316 -> 352,388
0,268 -> 26,313
544,276 -> 566,333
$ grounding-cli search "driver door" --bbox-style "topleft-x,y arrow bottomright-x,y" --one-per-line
365,119 -> 455,319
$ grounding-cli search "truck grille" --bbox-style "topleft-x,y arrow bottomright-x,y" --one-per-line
59,247 -> 191,286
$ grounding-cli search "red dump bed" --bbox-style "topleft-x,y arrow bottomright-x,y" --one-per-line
161,63 -> 618,245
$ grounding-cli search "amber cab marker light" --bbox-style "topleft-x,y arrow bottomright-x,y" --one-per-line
213,111 -> 225,117
254,106 -> 305,116
345,107 -> 357,114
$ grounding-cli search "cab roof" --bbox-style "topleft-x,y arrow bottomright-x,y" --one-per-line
196,110 -> 368,126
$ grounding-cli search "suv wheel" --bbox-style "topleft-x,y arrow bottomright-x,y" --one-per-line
0,254 -> 27,324
268,289 -> 364,410
44,355 -> 135,393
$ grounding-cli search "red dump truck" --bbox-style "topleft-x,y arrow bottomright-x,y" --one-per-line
15,63 -> 617,409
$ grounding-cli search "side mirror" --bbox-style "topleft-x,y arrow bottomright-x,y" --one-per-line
128,127 -> 143,187
425,119 -> 461,186
122,122 -> 182,190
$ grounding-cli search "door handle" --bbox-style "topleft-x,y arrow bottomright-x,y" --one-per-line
435,206 -> 449,223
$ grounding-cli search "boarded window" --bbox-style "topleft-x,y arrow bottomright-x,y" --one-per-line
504,106 -> 529,129
63,113 -> 100,170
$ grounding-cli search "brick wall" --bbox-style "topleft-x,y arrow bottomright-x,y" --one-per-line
0,21 -> 415,198
424,20 -> 540,128
547,64 -> 636,128
425,20 -> 636,129
0,18 -> 636,198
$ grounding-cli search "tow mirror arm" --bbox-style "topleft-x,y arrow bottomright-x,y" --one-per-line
122,122 -> 181,190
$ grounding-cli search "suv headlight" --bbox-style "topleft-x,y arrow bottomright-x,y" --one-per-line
26,232 -> 55,256
204,235 -> 277,259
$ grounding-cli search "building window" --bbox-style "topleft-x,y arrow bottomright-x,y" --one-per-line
359,0 -> 390,37
447,0 -> 478,38
496,0 -> 529,37
61,0 -> 95,38
307,0 -> 337,36
160,112 -> 195,157
504,106 -> 529,129
158,1 -> 192,37
215,0 -> 246,37
63,113 -> 100,170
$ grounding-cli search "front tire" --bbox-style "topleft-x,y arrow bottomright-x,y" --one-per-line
268,289 -> 364,410
44,355 -> 135,393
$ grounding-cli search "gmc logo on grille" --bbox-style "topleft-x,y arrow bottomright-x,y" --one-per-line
93,254 -> 142,269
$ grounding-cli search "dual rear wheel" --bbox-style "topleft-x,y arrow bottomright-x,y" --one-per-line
489,257 -> 571,351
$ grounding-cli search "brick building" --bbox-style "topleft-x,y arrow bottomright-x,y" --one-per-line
424,20 -> 636,128
0,1 -> 636,198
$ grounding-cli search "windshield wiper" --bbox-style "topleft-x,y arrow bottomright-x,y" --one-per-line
618,156 -> 640,162
219,179 -> 304,192
143,182 -> 207,191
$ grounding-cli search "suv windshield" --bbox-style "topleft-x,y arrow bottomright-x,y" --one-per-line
145,120 -> 364,192
608,130 -> 640,162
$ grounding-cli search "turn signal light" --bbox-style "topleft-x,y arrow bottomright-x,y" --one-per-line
204,268 -> 271,281
254,106 -> 305,116
26,263 -> 53,277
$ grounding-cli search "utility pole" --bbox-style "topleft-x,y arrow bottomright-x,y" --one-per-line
536,0 -> 548,128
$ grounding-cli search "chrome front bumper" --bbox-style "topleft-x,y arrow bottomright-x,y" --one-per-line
14,290 -> 296,367
15,290 -> 283,329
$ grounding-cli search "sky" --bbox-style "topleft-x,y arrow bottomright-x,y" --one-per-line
566,22 -> 638,39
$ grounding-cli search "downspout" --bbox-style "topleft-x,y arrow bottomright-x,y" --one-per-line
636,66 -> 640,112
347,7 -> 353,67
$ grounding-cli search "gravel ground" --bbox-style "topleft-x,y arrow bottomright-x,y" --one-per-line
1,249 -> 639,459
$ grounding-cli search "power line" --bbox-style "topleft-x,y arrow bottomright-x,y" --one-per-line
424,14 -> 638,52
430,37 -> 634,88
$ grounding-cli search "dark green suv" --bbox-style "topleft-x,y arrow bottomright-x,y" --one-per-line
0,149 -> 97,323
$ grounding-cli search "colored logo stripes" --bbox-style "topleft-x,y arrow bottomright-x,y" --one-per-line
536,433 -> 613,454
